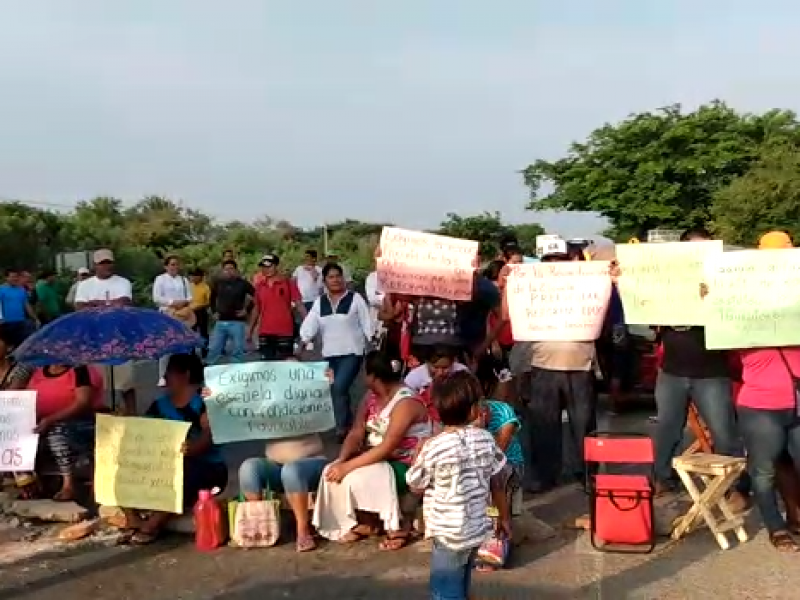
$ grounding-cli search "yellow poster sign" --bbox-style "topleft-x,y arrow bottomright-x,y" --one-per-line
94,414 -> 190,514
615,241 -> 723,325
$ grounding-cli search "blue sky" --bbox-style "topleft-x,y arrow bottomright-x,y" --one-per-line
1,1 -> 799,238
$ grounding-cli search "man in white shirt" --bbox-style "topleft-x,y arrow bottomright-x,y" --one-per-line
74,249 -> 137,415
291,249 -> 324,311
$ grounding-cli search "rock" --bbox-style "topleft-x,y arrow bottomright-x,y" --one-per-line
10,500 -> 88,523
7,517 -> 20,528
58,519 -> 100,541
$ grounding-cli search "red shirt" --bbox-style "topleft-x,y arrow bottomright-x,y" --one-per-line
255,277 -> 300,336
489,313 -> 513,347
28,366 -> 104,419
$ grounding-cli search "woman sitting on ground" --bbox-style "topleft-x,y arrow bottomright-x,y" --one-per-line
313,351 -> 434,550
235,359 -> 330,553
122,353 -> 227,544
27,362 -> 104,501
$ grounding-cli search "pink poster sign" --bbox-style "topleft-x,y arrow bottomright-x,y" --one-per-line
377,227 -> 479,301
506,261 -> 613,341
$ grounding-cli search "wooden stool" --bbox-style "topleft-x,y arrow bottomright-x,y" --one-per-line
682,403 -> 714,456
671,453 -> 748,550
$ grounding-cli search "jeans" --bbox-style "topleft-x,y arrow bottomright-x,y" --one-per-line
206,321 -> 246,364
238,456 -> 327,495
526,367 -> 597,488
654,372 -> 744,487
429,540 -> 477,600
327,354 -> 363,432
738,407 -> 800,533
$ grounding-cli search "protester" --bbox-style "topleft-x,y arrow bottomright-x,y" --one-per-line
299,263 -> 372,439
35,270 -> 62,324
405,371 -> 510,600
291,249 -> 324,312
152,255 -> 193,386
74,249 -> 136,415
188,268 -> 211,357
27,363 -> 104,501
716,231 -> 800,551
250,254 -> 306,361
647,228 -> 746,505
0,268 -> 38,347
206,260 -> 254,365
122,354 -> 227,545
323,251 -> 353,287
65,267 -> 91,309
313,351 -> 432,549
404,345 -> 469,393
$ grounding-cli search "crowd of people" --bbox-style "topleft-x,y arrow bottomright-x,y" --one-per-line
4,226 -> 800,597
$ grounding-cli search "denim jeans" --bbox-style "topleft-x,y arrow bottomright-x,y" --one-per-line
738,407 -> 800,533
206,321 -> 246,364
429,540 -> 477,600
654,372 -> 744,487
238,456 -> 327,496
526,367 -> 597,488
326,354 -> 363,432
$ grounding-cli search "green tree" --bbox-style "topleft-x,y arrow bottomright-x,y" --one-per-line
437,212 -> 544,259
523,102 -> 800,240
711,145 -> 800,246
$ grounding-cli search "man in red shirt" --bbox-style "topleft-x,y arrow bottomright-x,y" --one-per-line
249,254 -> 306,361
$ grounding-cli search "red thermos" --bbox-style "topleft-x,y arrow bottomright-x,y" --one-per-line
193,489 -> 224,551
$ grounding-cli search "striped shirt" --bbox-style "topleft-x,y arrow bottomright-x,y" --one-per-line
406,426 -> 506,551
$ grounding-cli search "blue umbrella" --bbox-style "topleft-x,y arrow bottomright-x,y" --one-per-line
14,306 -> 202,367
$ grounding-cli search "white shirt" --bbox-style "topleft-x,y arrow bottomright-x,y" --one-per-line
74,275 -> 133,304
292,265 -> 324,303
406,427 -> 506,551
364,271 -> 384,337
404,362 -> 470,393
152,273 -> 192,309
299,291 -> 372,357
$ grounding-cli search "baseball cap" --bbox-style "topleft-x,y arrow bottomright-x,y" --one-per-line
77,267 -> 90,275
93,249 -> 115,263
758,231 -> 793,249
258,253 -> 280,267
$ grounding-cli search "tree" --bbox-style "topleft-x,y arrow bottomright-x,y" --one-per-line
711,145 -> 800,246
523,102 -> 800,240
437,212 -> 544,259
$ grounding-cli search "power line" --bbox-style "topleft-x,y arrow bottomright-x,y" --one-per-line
0,197 -> 76,209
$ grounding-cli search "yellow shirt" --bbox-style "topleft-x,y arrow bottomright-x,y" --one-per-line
190,281 -> 211,310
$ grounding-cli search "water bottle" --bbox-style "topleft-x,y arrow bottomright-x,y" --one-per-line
193,488 -> 224,551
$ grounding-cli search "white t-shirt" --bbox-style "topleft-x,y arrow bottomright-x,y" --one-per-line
404,362 -> 469,393
292,265 -> 324,303
152,273 -> 191,309
74,275 -> 133,304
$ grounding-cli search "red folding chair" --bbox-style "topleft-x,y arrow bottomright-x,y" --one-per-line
584,432 -> 656,553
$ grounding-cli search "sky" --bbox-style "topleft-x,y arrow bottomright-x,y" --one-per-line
1,1 -> 800,239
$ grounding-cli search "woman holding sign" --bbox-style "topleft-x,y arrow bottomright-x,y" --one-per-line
313,351 -> 433,550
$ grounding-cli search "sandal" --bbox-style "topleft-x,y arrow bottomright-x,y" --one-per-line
339,525 -> 376,544
770,531 -> 799,553
296,535 -> 317,553
379,532 -> 411,551
128,530 -> 161,546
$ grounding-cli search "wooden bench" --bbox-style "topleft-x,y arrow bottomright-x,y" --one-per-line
671,453 -> 748,550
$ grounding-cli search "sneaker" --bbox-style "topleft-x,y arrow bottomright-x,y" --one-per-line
157,377 -> 166,387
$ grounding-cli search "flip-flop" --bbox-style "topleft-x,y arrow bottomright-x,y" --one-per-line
770,531 -> 799,553
296,535 -> 317,553
378,533 -> 411,551
338,526 -> 376,544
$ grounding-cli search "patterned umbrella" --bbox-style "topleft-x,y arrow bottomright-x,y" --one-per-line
14,306 -> 202,366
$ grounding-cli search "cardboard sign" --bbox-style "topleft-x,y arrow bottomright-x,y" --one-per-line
204,361 -> 335,444
704,249 -> 800,349
377,227 -> 478,301
0,391 -> 38,472
94,415 -> 189,514
615,241 -> 723,325
535,235 -> 566,258
506,261 -> 612,341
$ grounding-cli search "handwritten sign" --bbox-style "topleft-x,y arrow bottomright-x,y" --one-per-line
377,226 -> 478,301
506,262 -> 613,341
204,361 -> 335,444
94,415 -> 189,513
0,391 -> 38,471
704,249 -> 800,349
615,241 -> 723,325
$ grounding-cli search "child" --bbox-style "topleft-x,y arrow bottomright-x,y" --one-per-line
406,371 -> 511,600
472,398 -> 524,571
403,345 -> 469,394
